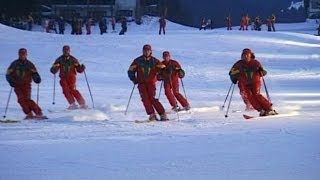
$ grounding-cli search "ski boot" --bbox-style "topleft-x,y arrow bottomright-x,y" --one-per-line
172,106 -> 182,112
67,103 -> 78,110
148,113 -> 158,121
34,112 -> 48,120
183,105 -> 191,111
79,104 -> 88,109
24,112 -> 34,120
159,113 -> 169,121
259,109 -> 278,116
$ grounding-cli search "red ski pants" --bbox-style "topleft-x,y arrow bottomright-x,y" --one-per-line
14,85 -> 42,115
60,77 -> 85,105
138,83 -> 165,115
238,82 -> 272,111
164,80 -> 189,108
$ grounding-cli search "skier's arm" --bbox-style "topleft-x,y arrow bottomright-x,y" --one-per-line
74,58 -> 85,73
6,62 -> 15,87
50,58 -> 60,74
229,62 -> 240,84
30,62 -> 41,84
128,60 -> 138,84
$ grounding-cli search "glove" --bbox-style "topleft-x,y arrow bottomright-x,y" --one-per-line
81,64 -> 86,70
32,72 -> 41,84
9,81 -> 15,87
6,75 -> 15,87
157,74 -> 164,81
259,67 -> 267,76
230,76 -> 238,84
178,69 -> 185,79
131,78 -> 138,85
50,67 -> 58,74
129,76 -> 138,84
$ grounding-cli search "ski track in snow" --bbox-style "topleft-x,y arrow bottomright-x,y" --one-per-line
0,17 -> 320,179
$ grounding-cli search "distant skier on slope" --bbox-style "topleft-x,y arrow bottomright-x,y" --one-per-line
157,51 -> 190,112
159,16 -> 166,35
229,48 -> 277,116
50,45 -> 87,110
6,48 -> 47,120
127,44 -> 168,121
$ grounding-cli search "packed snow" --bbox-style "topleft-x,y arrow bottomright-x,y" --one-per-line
0,17 -> 320,179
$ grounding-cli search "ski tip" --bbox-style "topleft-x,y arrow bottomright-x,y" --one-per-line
243,114 -> 254,119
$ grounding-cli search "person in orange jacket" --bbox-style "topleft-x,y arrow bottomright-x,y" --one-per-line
239,15 -> 246,31
6,48 -> 47,120
50,45 -> 87,109
158,51 -> 190,111
127,44 -> 168,121
229,48 -> 277,116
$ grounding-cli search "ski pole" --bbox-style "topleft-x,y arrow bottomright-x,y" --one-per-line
52,74 -> 56,105
36,84 -> 40,105
222,83 -> 233,108
261,75 -> 271,102
84,70 -> 95,109
180,78 -> 188,101
158,80 -> 163,99
225,83 -> 235,118
124,84 -> 136,115
3,88 -> 13,119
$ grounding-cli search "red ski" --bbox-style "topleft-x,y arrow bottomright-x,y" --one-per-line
243,114 -> 255,119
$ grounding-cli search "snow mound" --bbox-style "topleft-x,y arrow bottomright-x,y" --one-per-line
72,109 -> 109,121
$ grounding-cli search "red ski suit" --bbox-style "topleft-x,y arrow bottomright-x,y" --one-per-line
6,59 -> 42,115
50,55 -> 86,106
128,55 -> 166,115
160,59 -> 189,108
229,59 -> 272,111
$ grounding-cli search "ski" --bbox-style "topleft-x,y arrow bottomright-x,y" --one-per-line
243,112 -> 299,119
0,119 -> 20,123
243,114 -> 255,119
135,119 -> 170,123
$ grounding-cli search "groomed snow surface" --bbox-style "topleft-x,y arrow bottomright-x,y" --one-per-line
0,17 -> 320,179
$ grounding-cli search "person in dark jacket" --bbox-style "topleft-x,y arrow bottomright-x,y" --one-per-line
119,16 -> 127,35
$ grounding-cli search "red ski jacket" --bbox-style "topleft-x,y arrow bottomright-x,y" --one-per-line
50,55 -> 84,78
128,55 -> 165,84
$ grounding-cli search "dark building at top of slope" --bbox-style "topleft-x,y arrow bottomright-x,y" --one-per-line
165,0 -> 306,28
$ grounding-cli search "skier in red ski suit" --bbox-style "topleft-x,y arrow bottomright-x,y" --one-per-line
6,48 -> 46,119
50,45 -> 87,109
229,48 -> 277,116
158,51 -> 190,111
128,44 -> 168,121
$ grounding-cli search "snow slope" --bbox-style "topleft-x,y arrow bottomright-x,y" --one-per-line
0,18 -> 320,179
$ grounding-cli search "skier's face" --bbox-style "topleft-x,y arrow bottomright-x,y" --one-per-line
163,54 -> 170,61
63,49 -> 70,56
143,49 -> 152,57
242,53 -> 251,62
18,49 -> 27,60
